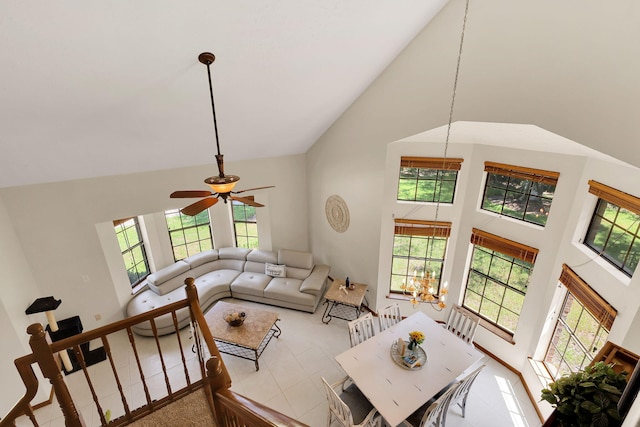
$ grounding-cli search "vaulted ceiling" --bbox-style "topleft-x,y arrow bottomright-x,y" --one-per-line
0,1 -> 448,188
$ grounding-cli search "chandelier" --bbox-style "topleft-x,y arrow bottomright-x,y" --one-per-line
400,0 -> 470,311
401,269 -> 448,309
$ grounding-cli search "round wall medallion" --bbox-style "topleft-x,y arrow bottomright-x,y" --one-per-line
325,195 -> 350,233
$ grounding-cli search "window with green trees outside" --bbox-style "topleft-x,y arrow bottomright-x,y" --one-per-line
164,209 -> 213,261
232,200 -> 259,249
114,217 -> 150,287
584,180 -> 640,277
481,162 -> 558,227
389,219 -> 450,295
397,157 -> 463,203
463,228 -> 538,335
544,264 -> 615,379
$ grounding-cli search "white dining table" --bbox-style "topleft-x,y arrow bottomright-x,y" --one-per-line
335,311 -> 485,427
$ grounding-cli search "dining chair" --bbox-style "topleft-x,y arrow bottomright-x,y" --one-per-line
348,313 -> 376,347
445,304 -> 480,345
321,376 -> 382,427
378,303 -> 402,331
445,364 -> 486,424
401,381 -> 460,427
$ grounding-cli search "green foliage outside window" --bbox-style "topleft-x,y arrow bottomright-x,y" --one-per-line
165,209 -> 213,261
481,173 -> 555,226
463,246 -> 533,333
584,199 -> 640,277
397,167 -> 457,203
115,218 -> 150,287
233,201 -> 258,249
545,292 -> 610,380
390,234 -> 447,293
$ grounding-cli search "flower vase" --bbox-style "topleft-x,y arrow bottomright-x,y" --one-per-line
408,340 -> 417,351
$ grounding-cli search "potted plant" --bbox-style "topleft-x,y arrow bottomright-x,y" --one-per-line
541,361 -> 628,427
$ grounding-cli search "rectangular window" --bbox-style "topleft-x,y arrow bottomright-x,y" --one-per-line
165,209 -> 213,261
397,157 -> 463,203
114,217 -> 150,287
232,199 -> 259,249
544,264 -> 616,379
463,228 -> 538,334
584,180 -> 640,277
481,162 -> 559,226
390,219 -> 451,298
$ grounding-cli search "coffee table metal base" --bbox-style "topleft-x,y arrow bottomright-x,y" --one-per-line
214,321 -> 281,371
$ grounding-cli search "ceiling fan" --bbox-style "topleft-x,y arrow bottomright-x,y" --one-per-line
170,52 -> 274,216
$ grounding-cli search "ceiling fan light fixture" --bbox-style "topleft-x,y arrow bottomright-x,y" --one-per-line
205,174 -> 240,193
169,52 -> 274,215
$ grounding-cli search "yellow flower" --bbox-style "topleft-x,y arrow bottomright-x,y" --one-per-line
409,331 -> 425,344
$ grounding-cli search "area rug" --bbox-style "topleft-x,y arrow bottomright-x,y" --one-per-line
128,388 -> 216,427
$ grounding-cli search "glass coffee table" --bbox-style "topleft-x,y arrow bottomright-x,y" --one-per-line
322,279 -> 368,324
204,301 -> 281,371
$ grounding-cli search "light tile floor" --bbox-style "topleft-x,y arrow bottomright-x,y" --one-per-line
17,299 -> 542,427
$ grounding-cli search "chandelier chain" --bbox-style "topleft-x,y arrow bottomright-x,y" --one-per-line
436,0 -> 470,225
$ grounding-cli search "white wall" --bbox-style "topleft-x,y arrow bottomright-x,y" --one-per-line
0,196 -> 50,413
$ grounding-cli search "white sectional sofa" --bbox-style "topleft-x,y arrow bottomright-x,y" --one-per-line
126,247 -> 330,336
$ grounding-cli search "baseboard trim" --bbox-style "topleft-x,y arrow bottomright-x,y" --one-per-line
474,342 -> 545,423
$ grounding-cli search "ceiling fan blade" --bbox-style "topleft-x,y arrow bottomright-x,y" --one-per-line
171,190 -> 214,198
230,196 -> 265,207
180,197 -> 219,216
232,186 -> 275,194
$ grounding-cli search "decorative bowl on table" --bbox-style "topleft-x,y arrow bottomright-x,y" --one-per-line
223,311 -> 246,326
390,339 -> 427,370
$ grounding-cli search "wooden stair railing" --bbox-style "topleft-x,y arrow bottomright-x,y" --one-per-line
1,279 -> 308,427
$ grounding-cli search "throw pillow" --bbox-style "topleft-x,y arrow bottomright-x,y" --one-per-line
265,263 -> 286,278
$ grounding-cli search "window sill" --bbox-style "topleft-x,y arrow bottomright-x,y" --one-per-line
477,317 -> 516,345
386,293 -> 444,308
131,280 -> 149,295
528,357 -> 554,388
476,208 -> 547,231
571,240 -> 632,286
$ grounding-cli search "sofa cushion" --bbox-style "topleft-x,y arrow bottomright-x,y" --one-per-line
264,277 -> 316,307
147,261 -> 191,295
278,249 -> 314,269
219,247 -> 251,260
148,261 -> 190,286
299,264 -> 331,296
245,250 -> 278,273
265,263 -> 286,277
230,272 -> 273,297
247,249 -> 278,264
183,249 -> 219,268
127,276 -> 231,336
195,269 -> 242,290
278,249 -> 313,280
126,285 -> 191,333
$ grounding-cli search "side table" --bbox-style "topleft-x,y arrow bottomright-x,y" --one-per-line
322,279 -> 368,324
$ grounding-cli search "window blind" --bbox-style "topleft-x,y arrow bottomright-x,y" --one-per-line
484,161 -> 559,186
588,180 -> 640,216
559,264 -> 617,330
394,219 -> 452,238
470,228 -> 538,263
401,157 -> 464,171
113,217 -> 134,227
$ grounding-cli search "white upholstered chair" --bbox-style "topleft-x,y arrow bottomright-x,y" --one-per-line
445,304 -> 480,345
445,364 -> 486,423
402,381 -> 460,427
348,313 -> 376,347
378,303 -> 402,331
321,376 -> 382,427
